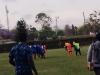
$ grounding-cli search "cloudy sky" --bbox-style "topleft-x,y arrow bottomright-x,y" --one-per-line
0,0 -> 100,30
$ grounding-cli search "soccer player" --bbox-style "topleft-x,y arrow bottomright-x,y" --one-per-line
65,42 -> 73,56
9,20 -> 38,75
87,32 -> 100,75
73,42 -> 81,56
31,44 -> 37,59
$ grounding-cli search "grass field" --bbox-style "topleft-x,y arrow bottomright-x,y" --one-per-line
0,46 -> 95,75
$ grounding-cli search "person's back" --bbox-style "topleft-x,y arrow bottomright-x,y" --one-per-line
73,42 -> 81,56
9,42 -> 33,75
87,32 -> 100,75
91,41 -> 100,65
67,43 -> 72,51
31,45 -> 37,54
9,20 -> 38,75
73,42 -> 80,50
64,42 -> 72,56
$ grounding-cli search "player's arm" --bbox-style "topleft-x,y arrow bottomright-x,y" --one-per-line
9,55 -> 15,66
27,46 -> 38,75
87,44 -> 93,63
9,48 -> 15,66
28,55 -> 38,75
87,44 -> 93,70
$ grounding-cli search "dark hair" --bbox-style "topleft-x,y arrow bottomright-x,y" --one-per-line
15,19 -> 28,42
96,32 -> 100,41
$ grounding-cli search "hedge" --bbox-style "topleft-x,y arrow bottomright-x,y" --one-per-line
0,36 -> 94,53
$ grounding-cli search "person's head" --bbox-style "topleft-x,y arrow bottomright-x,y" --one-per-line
73,41 -> 75,44
15,19 -> 28,42
96,32 -> 100,41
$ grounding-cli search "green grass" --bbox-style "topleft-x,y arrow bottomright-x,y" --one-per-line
0,46 -> 95,75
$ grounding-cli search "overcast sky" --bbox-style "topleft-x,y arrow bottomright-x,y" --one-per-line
0,0 -> 100,30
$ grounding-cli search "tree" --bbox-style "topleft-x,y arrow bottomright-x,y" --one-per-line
35,12 -> 53,40
78,23 -> 92,35
64,24 -> 72,36
35,13 -> 52,29
39,25 -> 55,40
71,24 -> 76,35
87,11 -> 100,33
78,11 -> 100,35
28,26 -> 38,40
57,29 -> 64,36
74,26 -> 78,35
15,19 -> 28,42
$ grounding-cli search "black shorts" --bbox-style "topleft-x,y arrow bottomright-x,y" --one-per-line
94,67 -> 100,75
16,71 -> 33,75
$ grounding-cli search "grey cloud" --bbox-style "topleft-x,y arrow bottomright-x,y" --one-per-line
2,0 -> 16,2
23,14 -> 33,20
11,11 -> 19,15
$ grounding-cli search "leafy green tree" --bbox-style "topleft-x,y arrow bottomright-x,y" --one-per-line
39,25 -> 55,40
57,29 -> 64,36
35,13 -> 51,28
72,24 -> 76,35
35,12 -> 53,40
28,26 -> 38,40
88,11 -> 100,33
78,23 -> 92,35
64,24 -> 72,36
78,11 -> 100,35
15,19 -> 28,42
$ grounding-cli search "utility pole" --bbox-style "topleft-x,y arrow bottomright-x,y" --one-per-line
5,5 -> 9,32
55,17 -> 59,36
83,12 -> 85,25
0,20 -> 2,29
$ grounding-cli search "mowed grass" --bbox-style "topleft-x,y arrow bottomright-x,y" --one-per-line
0,46 -> 95,75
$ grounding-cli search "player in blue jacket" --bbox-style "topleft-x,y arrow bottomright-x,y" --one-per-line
9,20 -> 38,75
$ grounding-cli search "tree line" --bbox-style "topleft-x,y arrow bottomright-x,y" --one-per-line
0,11 -> 100,40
